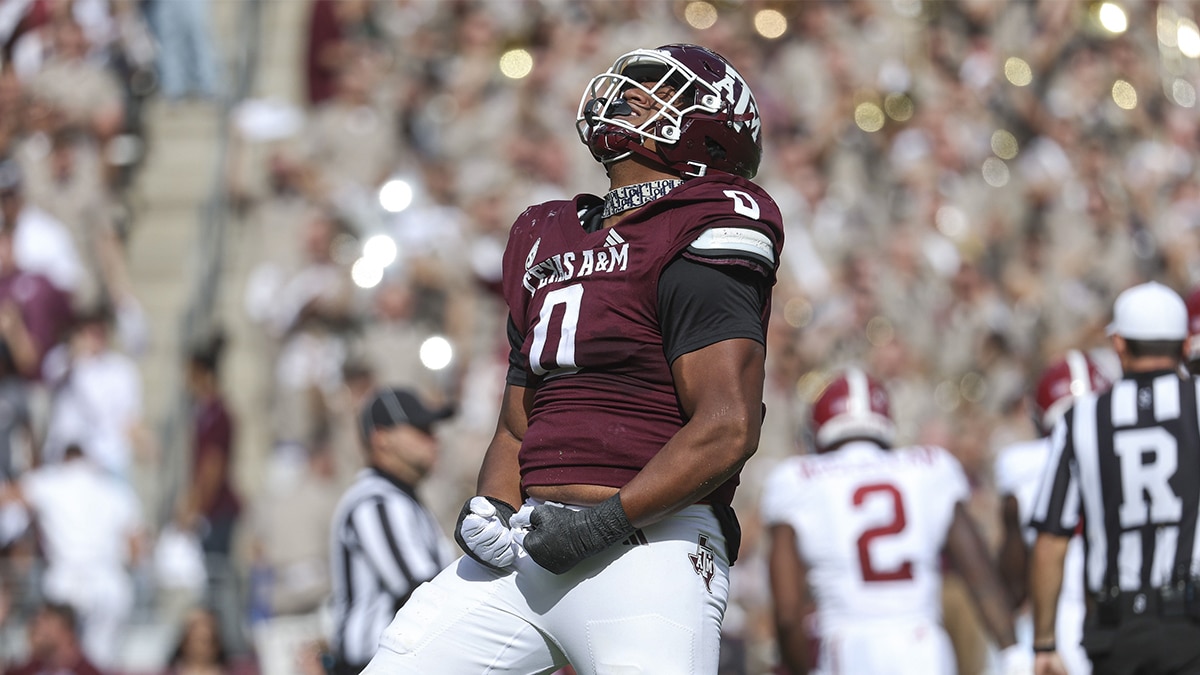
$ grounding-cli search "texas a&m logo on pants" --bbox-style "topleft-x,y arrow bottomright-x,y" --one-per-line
689,534 -> 716,593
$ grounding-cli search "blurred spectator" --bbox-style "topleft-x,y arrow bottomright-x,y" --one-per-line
25,19 -> 124,147
352,279 -> 440,397
16,127 -> 123,313
151,511 -> 209,634
146,0 -> 219,101
2,444 -> 143,670
253,212 -> 355,447
321,360 -> 375,486
0,158 -> 84,298
304,0 -> 377,106
4,602 -> 105,675
181,332 -> 240,563
302,52 -> 398,201
0,225 -> 63,379
161,607 -> 241,675
250,440 -> 339,617
178,331 -> 243,654
40,307 -> 143,476
0,316 -> 34,481
247,439 -> 339,675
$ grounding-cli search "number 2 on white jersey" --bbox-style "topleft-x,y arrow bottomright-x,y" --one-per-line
529,284 -> 583,376
852,482 -> 915,583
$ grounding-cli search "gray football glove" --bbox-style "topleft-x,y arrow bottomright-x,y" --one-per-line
518,493 -> 635,574
455,496 -> 517,570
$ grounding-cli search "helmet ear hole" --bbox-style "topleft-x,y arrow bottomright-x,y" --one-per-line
704,137 -> 727,161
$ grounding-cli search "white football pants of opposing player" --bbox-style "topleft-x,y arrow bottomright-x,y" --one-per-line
808,617 -> 957,675
362,502 -> 731,675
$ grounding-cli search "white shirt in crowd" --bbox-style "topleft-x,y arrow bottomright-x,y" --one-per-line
12,204 -> 83,293
41,343 -> 142,476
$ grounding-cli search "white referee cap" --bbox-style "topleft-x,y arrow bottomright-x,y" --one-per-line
1106,281 -> 1188,341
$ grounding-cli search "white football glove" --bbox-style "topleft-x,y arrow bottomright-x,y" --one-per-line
455,496 -> 517,570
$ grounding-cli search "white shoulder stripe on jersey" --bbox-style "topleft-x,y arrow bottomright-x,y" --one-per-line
1154,374 -> 1180,421
1111,380 -> 1137,427
689,227 -> 775,264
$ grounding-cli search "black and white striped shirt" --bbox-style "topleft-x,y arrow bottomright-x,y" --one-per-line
329,467 -> 456,667
1031,369 -> 1200,595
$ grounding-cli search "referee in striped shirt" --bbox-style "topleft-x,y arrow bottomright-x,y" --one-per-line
329,387 -> 457,674
1030,282 -> 1200,675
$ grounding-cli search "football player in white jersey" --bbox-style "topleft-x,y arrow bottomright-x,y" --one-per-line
762,367 -> 1022,674
995,351 -> 1109,675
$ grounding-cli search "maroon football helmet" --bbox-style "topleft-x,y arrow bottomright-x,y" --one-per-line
809,368 -> 895,453
576,44 -> 763,179
1033,350 -> 1110,433
1186,287 -> 1200,373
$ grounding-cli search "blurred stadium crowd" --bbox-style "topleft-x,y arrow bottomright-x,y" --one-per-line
0,0 -> 1198,674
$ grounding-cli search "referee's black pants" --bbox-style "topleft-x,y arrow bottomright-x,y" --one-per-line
1084,607 -> 1200,674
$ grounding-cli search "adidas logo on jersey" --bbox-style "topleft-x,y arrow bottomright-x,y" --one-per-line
604,229 -> 625,248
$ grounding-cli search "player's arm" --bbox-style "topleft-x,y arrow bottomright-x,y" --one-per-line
944,503 -> 1017,649
620,247 -> 773,527
998,493 -> 1028,607
475,382 -> 532,508
455,319 -> 535,570
620,335 -> 763,527
768,523 -> 813,675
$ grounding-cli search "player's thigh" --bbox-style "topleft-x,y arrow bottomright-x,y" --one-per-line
367,556 -> 567,675
542,506 -> 730,675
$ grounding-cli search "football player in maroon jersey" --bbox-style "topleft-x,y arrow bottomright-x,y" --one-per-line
361,44 -> 784,674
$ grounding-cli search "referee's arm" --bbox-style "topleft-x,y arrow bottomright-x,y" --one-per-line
1028,418 -> 1077,673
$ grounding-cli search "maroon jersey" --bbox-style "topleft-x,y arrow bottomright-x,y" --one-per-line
501,174 -> 784,506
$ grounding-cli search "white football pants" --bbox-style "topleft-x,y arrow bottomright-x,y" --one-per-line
814,618 -> 956,675
362,503 -> 731,675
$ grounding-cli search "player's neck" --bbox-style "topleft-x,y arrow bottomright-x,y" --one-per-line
601,157 -> 682,229
606,155 -> 680,193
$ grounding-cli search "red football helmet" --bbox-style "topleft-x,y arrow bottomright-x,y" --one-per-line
1186,287 -> 1200,371
809,368 -> 895,453
576,44 -> 763,179
1033,350 -> 1110,433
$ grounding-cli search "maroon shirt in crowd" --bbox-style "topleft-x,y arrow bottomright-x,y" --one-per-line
193,396 -> 240,521
0,268 -> 73,373
305,0 -> 342,105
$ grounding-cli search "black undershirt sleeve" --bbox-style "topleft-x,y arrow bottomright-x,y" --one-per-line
505,316 -> 530,387
657,256 -> 769,365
